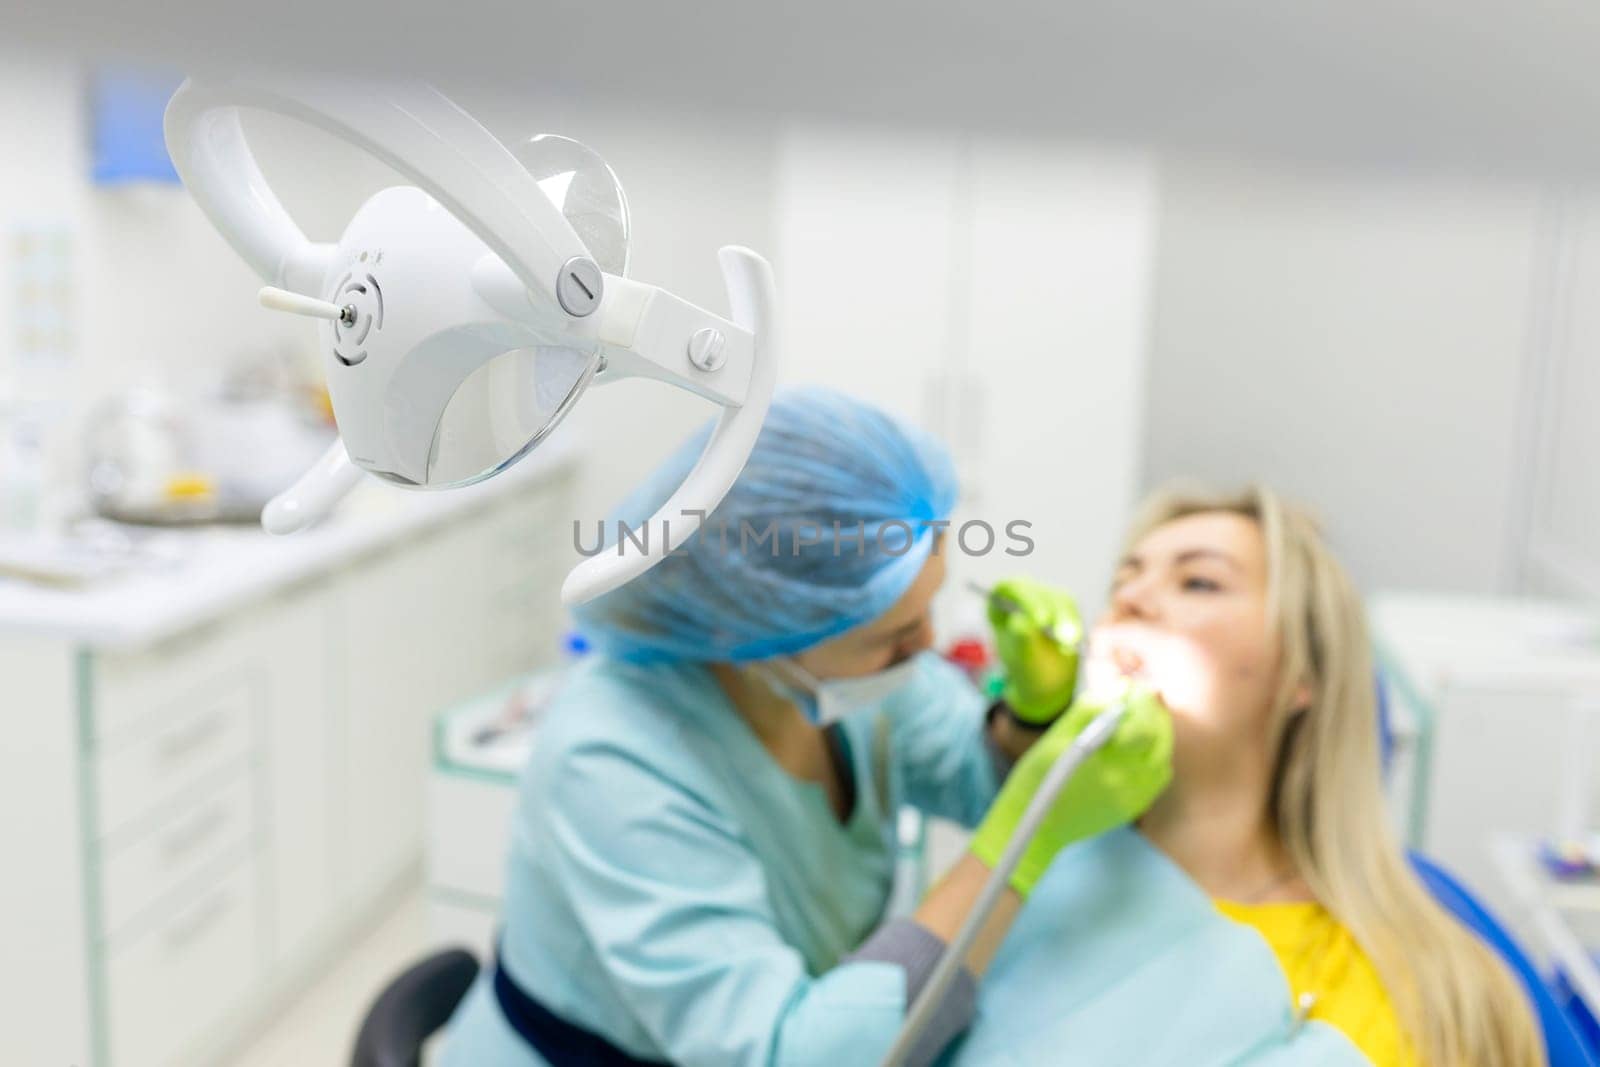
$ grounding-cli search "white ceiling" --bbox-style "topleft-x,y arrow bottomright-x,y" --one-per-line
13,0 -> 1600,176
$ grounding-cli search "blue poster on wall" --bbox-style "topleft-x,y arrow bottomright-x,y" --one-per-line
90,65 -> 184,185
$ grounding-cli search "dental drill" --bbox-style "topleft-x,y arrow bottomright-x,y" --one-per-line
880,588 -> 1128,1067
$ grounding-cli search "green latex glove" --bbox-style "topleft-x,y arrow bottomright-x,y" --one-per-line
987,577 -> 1084,724
970,684 -> 1174,897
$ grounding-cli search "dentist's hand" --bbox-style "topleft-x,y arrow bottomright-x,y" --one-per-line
987,577 -> 1083,725
970,685 -> 1173,897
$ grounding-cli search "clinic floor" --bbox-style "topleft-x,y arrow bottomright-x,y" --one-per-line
232,885 -> 432,1067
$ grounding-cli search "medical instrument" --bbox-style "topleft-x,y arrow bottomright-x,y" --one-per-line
0,411 -> 44,534
969,687 -> 1172,898
969,580 -> 1077,649
1539,837 -> 1600,879
163,76 -> 778,604
84,386 -> 332,525
974,577 -> 1085,725
882,696 -> 1133,1067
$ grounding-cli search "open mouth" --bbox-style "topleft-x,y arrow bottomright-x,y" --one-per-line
1086,626 -> 1219,717
1108,645 -> 1147,680
1083,626 -> 1166,700
1090,626 -> 1153,674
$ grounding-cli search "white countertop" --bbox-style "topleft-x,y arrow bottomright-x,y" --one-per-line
434,667 -> 564,783
1489,833 -> 1600,1017
0,440 -> 578,650
1371,591 -> 1600,700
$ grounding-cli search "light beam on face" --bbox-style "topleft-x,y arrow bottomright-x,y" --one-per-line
1084,622 -> 1221,734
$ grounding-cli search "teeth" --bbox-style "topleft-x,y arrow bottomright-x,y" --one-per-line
1111,647 -> 1145,677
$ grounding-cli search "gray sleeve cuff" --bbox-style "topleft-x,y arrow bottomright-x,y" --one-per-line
845,919 -> 977,1067
984,727 -> 1013,783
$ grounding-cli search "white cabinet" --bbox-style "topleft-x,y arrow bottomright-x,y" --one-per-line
338,541 -> 441,909
0,460 -> 576,1067
774,128 -> 1157,625
427,770 -> 521,959
104,861 -> 263,1067
95,681 -> 256,844
958,144 -> 1157,607
258,592 -> 339,971
1372,592 -> 1600,957
1518,190 -> 1600,600
775,128 -> 965,431
100,775 -> 256,941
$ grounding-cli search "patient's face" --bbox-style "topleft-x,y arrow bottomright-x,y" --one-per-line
1090,512 -> 1280,759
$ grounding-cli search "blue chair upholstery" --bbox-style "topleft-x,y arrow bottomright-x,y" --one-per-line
1408,853 -> 1598,1067
1556,968 -> 1600,1055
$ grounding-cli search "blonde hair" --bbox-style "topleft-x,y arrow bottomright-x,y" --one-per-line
1128,484 -> 1544,1067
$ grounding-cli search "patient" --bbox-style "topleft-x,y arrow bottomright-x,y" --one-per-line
954,485 -> 1543,1066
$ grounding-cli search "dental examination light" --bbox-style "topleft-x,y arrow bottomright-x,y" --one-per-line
164,76 -> 777,605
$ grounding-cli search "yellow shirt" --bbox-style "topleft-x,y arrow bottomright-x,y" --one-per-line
1216,899 -> 1418,1067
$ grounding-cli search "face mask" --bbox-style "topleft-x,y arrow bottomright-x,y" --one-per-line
759,656 -> 920,725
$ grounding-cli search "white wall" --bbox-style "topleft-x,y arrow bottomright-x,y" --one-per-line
0,56 -> 98,463
0,56 -> 82,334
1140,155 -> 1543,594
0,55 -> 323,454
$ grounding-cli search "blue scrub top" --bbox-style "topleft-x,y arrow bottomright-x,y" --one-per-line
442,650 -> 999,1067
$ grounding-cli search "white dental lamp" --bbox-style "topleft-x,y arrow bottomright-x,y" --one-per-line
163,76 -> 777,605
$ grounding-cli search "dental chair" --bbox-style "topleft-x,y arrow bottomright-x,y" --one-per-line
1377,675 -> 1600,1067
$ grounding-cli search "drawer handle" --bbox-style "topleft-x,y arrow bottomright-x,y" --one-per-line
157,710 -> 229,765
164,891 -> 231,950
160,804 -> 230,865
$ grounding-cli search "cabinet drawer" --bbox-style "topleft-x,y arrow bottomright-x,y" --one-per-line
102,776 -> 256,939
97,682 -> 255,840
91,620 -> 258,743
105,860 -> 260,1067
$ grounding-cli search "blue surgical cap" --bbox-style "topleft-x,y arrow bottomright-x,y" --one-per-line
573,386 -> 958,664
